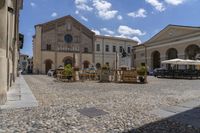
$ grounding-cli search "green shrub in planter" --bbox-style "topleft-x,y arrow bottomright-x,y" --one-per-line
137,66 -> 147,83
137,66 -> 146,76
64,64 -> 73,80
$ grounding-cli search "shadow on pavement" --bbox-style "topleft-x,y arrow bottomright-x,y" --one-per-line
125,107 -> 200,133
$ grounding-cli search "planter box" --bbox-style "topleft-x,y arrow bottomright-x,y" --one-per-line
100,69 -> 110,82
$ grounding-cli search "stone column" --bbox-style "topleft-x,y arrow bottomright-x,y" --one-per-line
0,1 -> 8,105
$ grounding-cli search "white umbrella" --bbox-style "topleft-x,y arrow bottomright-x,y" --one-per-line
184,59 -> 200,65
161,59 -> 185,65
119,65 -> 129,68
162,59 -> 200,65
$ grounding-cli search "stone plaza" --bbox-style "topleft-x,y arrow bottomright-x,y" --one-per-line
0,75 -> 200,133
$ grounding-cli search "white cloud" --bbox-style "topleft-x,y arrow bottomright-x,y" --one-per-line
92,29 -> 101,35
30,2 -> 36,7
75,10 -> 79,14
117,15 -> 123,20
128,8 -> 147,18
51,12 -> 58,17
75,0 -> 93,11
115,34 -> 142,43
93,0 -> 118,20
132,36 -> 142,44
81,16 -> 88,21
165,0 -> 185,5
145,0 -> 165,12
118,25 -> 146,36
101,28 -> 115,35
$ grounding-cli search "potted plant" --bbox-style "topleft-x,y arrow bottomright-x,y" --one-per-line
137,65 -> 147,83
100,64 -> 110,82
64,64 -> 73,80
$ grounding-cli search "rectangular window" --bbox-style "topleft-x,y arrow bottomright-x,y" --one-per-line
113,46 -> 116,52
96,44 -> 100,51
119,46 -> 123,53
105,45 -> 109,52
127,47 -> 131,53
47,44 -> 51,51
67,23 -> 72,30
84,47 -> 89,53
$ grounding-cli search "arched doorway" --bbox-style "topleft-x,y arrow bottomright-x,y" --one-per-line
166,48 -> 178,69
96,63 -> 101,69
45,59 -> 53,74
166,48 -> 178,59
185,45 -> 200,59
152,51 -> 161,69
63,56 -> 73,67
83,60 -> 90,69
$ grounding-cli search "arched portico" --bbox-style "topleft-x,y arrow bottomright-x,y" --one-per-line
63,56 -> 73,67
166,48 -> 178,70
151,51 -> 161,69
44,59 -> 53,74
166,48 -> 178,60
185,44 -> 200,59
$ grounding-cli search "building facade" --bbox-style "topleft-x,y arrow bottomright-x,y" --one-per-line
33,15 -> 138,74
95,35 -> 137,69
134,25 -> 200,71
0,0 -> 23,104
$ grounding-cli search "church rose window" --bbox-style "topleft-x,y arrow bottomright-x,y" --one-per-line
64,34 -> 73,43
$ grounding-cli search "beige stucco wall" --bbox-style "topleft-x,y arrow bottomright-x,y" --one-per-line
33,26 -> 42,74
0,0 -> 22,104
0,0 -> 8,104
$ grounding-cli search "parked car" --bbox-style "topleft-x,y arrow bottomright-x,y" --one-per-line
148,69 -> 154,76
47,69 -> 55,77
153,68 -> 166,77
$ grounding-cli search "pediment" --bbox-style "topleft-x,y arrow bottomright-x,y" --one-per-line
145,25 -> 200,44
41,15 -> 94,37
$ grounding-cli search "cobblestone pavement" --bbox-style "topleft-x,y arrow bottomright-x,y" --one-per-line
0,75 -> 200,133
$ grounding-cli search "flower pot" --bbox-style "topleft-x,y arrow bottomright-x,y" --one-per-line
67,76 -> 72,80
139,76 -> 145,83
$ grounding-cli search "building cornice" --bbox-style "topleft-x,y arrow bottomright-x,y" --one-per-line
95,35 -> 138,44
143,32 -> 200,47
136,35 -> 200,52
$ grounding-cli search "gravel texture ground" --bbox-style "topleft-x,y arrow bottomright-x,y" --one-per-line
0,75 -> 200,133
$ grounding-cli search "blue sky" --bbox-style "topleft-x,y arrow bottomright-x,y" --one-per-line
20,0 -> 200,56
